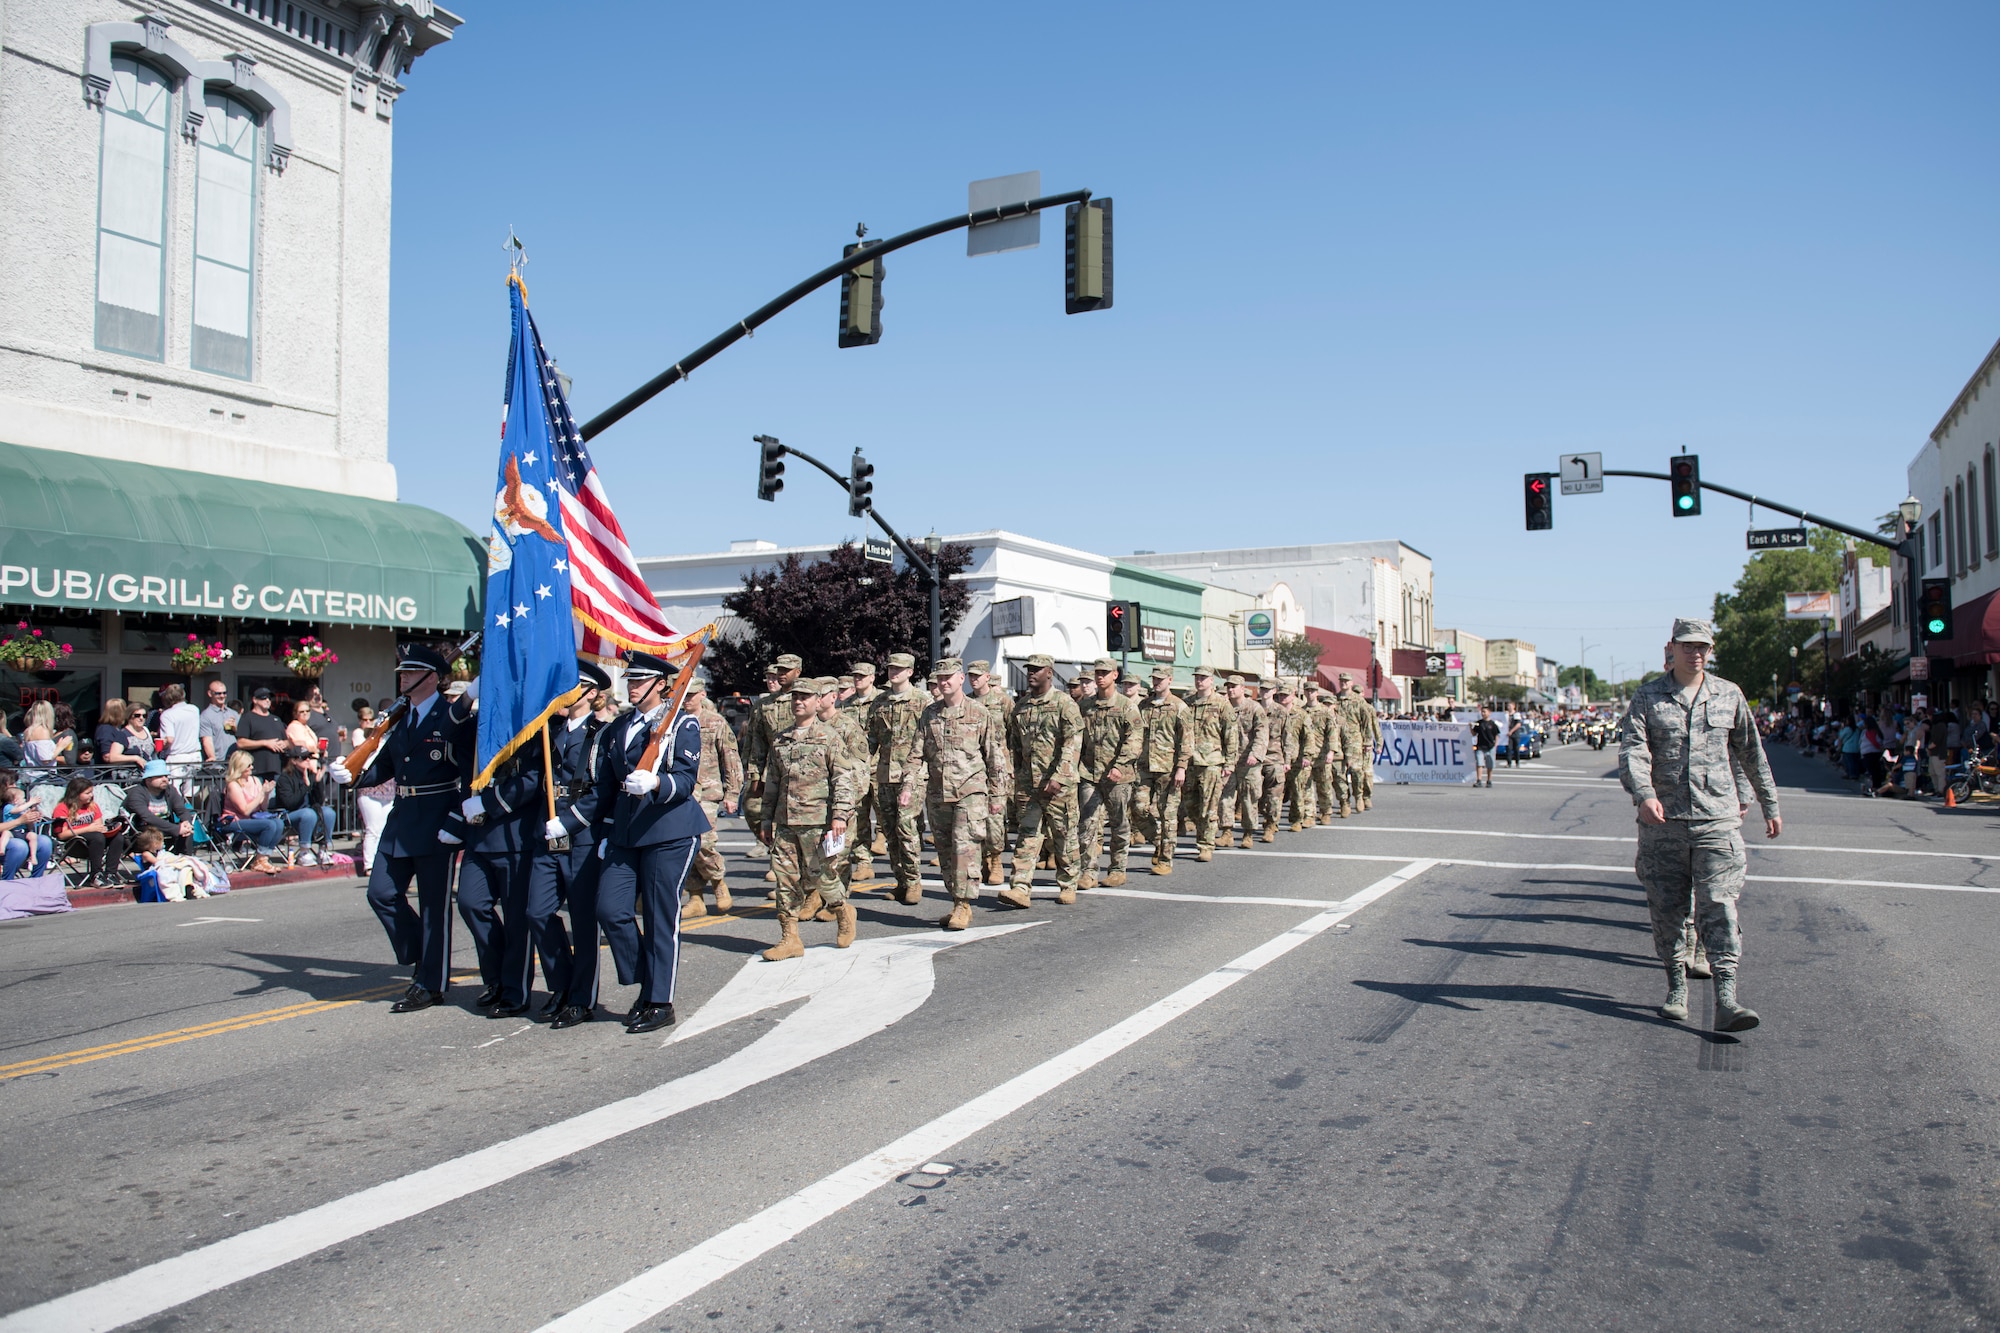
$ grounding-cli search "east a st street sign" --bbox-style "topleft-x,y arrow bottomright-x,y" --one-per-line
1746,527 -> 1810,550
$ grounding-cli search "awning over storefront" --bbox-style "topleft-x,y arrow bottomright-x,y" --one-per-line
1305,625 -> 1398,699
0,441 -> 482,632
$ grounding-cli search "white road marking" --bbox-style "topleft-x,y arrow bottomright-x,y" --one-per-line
172,917 -> 262,928
1221,848 -> 2000,893
1315,825 -> 2000,862
1087,887 -> 1341,908
0,926 -> 1033,1333
534,859 -> 1437,1333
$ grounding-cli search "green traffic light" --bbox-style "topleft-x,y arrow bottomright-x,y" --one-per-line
1676,495 -> 1694,510
1928,618 -> 1947,635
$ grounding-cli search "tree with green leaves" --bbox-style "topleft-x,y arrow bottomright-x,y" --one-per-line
1274,632 -> 1323,678
1710,526 -> 1892,705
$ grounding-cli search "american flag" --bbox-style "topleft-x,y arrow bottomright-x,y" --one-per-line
512,298 -> 691,662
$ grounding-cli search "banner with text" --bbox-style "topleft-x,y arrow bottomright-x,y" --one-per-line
1373,719 -> 1476,784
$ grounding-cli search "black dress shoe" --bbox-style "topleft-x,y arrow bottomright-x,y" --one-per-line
390,984 -> 444,1013
538,994 -> 563,1019
489,1001 -> 532,1018
549,1005 -> 593,1030
474,985 -> 502,1008
625,1003 -> 676,1034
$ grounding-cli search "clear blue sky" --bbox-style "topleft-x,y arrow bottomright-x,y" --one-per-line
388,1 -> 2000,683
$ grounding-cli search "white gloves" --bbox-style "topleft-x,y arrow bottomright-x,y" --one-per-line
461,676 -> 480,703
596,838 -> 608,859
544,817 -> 568,842
328,760 -> 352,786
438,828 -> 462,846
622,770 -> 659,796
460,795 -> 485,823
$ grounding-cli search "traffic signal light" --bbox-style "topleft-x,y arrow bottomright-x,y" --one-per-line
839,243 -> 884,347
1919,578 -> 1954,641
848,449 -> 875,518
1065,198 -> 1113,314
1106,600 -> 1138,653
755,434 -> 785,502
1524,473 -> 1553,530
1670,454 -> 1701,516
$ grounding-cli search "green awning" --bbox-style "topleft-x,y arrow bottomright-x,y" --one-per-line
0,441 -> 483,632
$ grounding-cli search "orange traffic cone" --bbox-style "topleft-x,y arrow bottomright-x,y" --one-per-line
1945,785 -> 1958,808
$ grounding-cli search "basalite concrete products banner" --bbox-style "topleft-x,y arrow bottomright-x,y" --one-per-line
1373,720 -> 1475,784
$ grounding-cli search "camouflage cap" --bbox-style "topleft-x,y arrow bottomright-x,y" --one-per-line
931,656 -> 964,679
886,651 -> 916,670
1261,677 -> 1278,691
1150,664 -> 1174,681
1192,665 -> 1215,678
965,659 -> 992,676
850,661 -> 877,678
812,676 -> 839,692
1670,617 -> 1716,644
774,653 -> 802,672
788,679 -> 818,697
1121,672 -> 1142,686
1092,656 -> 1119,672
1337,670 -> 1353,682
1025,652 -> 1055,669
1272,678 -> 1293,695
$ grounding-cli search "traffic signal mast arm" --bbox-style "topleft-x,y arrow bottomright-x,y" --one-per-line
579,188 -> 1096,443
753,439 -> 939,585
1601,470 -> 1885,546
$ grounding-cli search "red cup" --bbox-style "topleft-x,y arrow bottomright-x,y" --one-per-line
318,738 -> 329,754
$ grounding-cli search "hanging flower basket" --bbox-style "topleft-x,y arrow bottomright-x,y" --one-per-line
277,635 -> 338,678
0,621 -> 72,673
170,634 -> 233,675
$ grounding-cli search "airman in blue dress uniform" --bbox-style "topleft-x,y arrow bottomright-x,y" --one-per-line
332,644 -> 476,1014
593,650 -> 707,1034
533,660 -> 614,1030
452,694 -> 550,1019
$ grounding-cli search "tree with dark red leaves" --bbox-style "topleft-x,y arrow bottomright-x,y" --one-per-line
705,541 -> 973,697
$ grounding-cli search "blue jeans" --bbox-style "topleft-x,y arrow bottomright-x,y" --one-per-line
224,814 -> 284,852
4,833 -> 53,878
284,805 -> 336,848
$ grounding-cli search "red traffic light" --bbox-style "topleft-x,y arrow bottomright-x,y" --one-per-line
1528,477 -> 1548,495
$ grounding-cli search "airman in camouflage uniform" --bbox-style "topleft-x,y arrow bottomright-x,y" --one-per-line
842,660 -> 881,877
966,660 -> 1014,884
740,654 -> 802,874
1222,672 -> 1269,849
1289,680 -> 1326,830
1619,618 -> 1781,1032
1258,678 -> 1291,840
1135,665 -> 1187,874
1180,666 -> 1238,861
1006,652 -> 1083,908
1077,655 -> 1142,892
759,679 -> 858,961
1338,672 -> 1383,811
1334,671 -> 1373,814
1312,688 -> 1344,820
867,652 -> 927,904
904,658 -> 1011,930
683,676 -> 741,918
818,678 -> 873,900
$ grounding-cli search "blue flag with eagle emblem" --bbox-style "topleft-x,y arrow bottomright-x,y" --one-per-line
472,275 -> 582,789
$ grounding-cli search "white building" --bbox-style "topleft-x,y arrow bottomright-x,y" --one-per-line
1906,334 -> 2000,704
637,532 -> 1116,687
0,1 -> 472,724
1128,541 -> 1435,697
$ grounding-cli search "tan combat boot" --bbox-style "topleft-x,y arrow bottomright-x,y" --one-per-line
896,880 -> 922,906
1102,869 -> 1127,887
1078,871 -> 1099,890
997,886 -> 1033,910
983,849 -> 1004,885
762,914 -> 804,962
682,889 -> 708,919
764,867 -> 778,882
1218,830 -> 1236,849
712,880 -> 733,913
940,900 -> 972,931
1260,825 -> 1276,844
1151,859 -> 1174,877
834,901 -> 857,948
871,835 -> 888,855
1057,885 -> 1077,905
1196,848 -> 1213,862
1290,820 -> 1306,833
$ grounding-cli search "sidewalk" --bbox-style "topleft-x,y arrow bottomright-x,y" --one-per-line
65,848 -> 364,911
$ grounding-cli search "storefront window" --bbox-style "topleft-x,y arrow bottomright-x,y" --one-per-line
0,606 -> 107,653
2,668 -> 104,741
120,617 -> 217,654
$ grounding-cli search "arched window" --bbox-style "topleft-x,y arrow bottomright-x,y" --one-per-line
95,56 -> 171,360
192,92 -> 258,379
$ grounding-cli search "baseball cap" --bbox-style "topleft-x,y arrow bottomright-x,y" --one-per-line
931,656 -> 964,679
887,652 -> 916,670
1192,665 -> 1214,678
851,661 -> 877,677
774,653 -> 803,672
1091,656 -> 1119,673
1025,653 -> 1055,669
966,659 -> 992,676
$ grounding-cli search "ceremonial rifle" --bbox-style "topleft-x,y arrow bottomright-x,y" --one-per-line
634,633 -> 712,776
341,630 -> 483,777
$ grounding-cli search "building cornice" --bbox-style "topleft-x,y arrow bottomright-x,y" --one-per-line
1932,333 -> 2000,444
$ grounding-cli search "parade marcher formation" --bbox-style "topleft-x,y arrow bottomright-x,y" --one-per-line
342,643 -> 1420,1029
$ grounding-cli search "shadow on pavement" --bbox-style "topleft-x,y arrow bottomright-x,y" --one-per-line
1350,977 -> 1738,1042
1403,936 -> 1658,970
1448,909 -> 1650,933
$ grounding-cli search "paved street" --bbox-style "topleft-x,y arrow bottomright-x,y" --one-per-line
3,743 -> 1998,1332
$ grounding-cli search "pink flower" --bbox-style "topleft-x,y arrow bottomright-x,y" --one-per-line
61,644 -> 71,653
29,629 -> 40,637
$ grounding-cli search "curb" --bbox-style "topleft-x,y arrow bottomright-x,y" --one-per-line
66,861 -> 361,910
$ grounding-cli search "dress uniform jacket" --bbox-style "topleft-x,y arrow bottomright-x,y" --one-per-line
598,706 -> 709,846
354,695 -> 477,853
